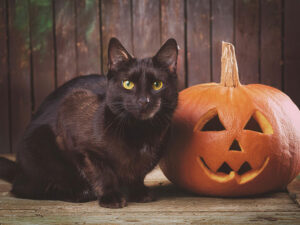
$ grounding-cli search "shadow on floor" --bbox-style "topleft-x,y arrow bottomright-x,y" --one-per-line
150,183 -> 287,200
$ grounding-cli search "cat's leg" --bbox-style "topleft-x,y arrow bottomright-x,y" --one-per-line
128,178 -> 155,203
80,151 -> 127,208
11,172 -> 47,199
15,125 -> 95,202
69,187 -> 96,203
11,170 -> 95,202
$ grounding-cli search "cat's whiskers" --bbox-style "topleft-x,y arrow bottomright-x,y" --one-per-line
114,113 -> 126,138
103,106 -> 126,134
104,112 -> 126,134
161,99 -> 177,110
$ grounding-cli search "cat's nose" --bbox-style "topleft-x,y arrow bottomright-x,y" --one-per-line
137,97 -> 150,107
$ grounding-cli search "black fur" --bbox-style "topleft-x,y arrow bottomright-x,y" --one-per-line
0,38 -> 178,208
0,157 -> 17,183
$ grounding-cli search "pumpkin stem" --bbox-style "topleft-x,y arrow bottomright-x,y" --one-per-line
220,41 -> 241,87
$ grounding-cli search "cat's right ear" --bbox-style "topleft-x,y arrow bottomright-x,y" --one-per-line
108,38 -> 132,71
153,38 -> 178,73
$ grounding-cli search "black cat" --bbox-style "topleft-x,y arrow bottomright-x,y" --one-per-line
0,38 -> 178,208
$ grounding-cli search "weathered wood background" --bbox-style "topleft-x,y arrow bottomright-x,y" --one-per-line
0,0 -> 299,153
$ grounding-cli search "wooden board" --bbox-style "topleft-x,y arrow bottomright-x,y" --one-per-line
0,211 -> 299,225
0,0 -> 10,153
29,0 -> 55,110
260,0 -> 282,89
132,0 -> 160,58
0,165 -> 299,224
211,0 -> 234,83
75,0 -> 101,76
235,0 -> 260,84
186,0 -> 211,86
284,0 -> 300,107
8,0 -> 32,153
101,0 -> 132,74
54,0 -> 77,87
161,0 -> 186,90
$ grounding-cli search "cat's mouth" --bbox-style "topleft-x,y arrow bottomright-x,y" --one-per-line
134,99 -> 161,120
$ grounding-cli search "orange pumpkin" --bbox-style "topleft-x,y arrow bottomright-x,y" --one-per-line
160,42 -> 300,196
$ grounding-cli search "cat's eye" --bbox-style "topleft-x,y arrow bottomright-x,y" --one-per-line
152,81 -> 163,91
122,80 -> 135,90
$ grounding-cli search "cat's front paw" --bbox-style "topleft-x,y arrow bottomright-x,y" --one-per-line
99,192 -> 127,208
129,189 -> 155,203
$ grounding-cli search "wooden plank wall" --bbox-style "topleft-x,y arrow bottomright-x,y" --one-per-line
0,0 -> 299,153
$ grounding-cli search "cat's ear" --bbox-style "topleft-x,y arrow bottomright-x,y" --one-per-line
108,38 -> 132,70
153,38 -> 178,73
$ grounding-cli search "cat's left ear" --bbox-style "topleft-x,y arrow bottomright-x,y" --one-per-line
108,38 -> 132,70
153,38 -> 178,73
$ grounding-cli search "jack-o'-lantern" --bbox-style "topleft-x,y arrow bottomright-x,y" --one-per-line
160,42 -> 300,196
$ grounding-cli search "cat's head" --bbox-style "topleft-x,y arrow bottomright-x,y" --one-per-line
106,38 -> 178,121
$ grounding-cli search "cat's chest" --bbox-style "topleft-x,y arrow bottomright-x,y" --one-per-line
103,124 -> 168,180
106,125 -> 163,152
113,141 -> 159,177
120,141 -> 158,162
138,143 -> 157,160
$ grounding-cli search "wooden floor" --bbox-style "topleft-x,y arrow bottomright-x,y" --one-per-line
0,160 -> 299,224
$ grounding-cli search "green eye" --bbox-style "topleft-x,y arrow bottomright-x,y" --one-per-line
122,80 -> 134,90
152,81 -> 163,90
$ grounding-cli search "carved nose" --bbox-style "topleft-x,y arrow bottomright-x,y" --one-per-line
137,97 -> 150,107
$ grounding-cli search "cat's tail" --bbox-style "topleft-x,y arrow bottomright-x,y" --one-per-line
0,157 -> 17,183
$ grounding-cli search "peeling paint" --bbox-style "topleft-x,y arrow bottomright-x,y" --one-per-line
30,0 -> 53,61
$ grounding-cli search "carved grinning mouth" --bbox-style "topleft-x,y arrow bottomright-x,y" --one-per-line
197,157 -> 270,184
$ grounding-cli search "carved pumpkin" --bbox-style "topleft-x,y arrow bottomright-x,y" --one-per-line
160,42 -> 300,196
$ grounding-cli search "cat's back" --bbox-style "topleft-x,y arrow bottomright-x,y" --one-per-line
33,75 -> 106,120
17,75 -> 106,164
25,74 -> 106,135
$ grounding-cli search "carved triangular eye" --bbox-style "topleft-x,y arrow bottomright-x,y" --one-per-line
194,108 -> 226,132
244,115 -> 263,133
201,114 -> 226,131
